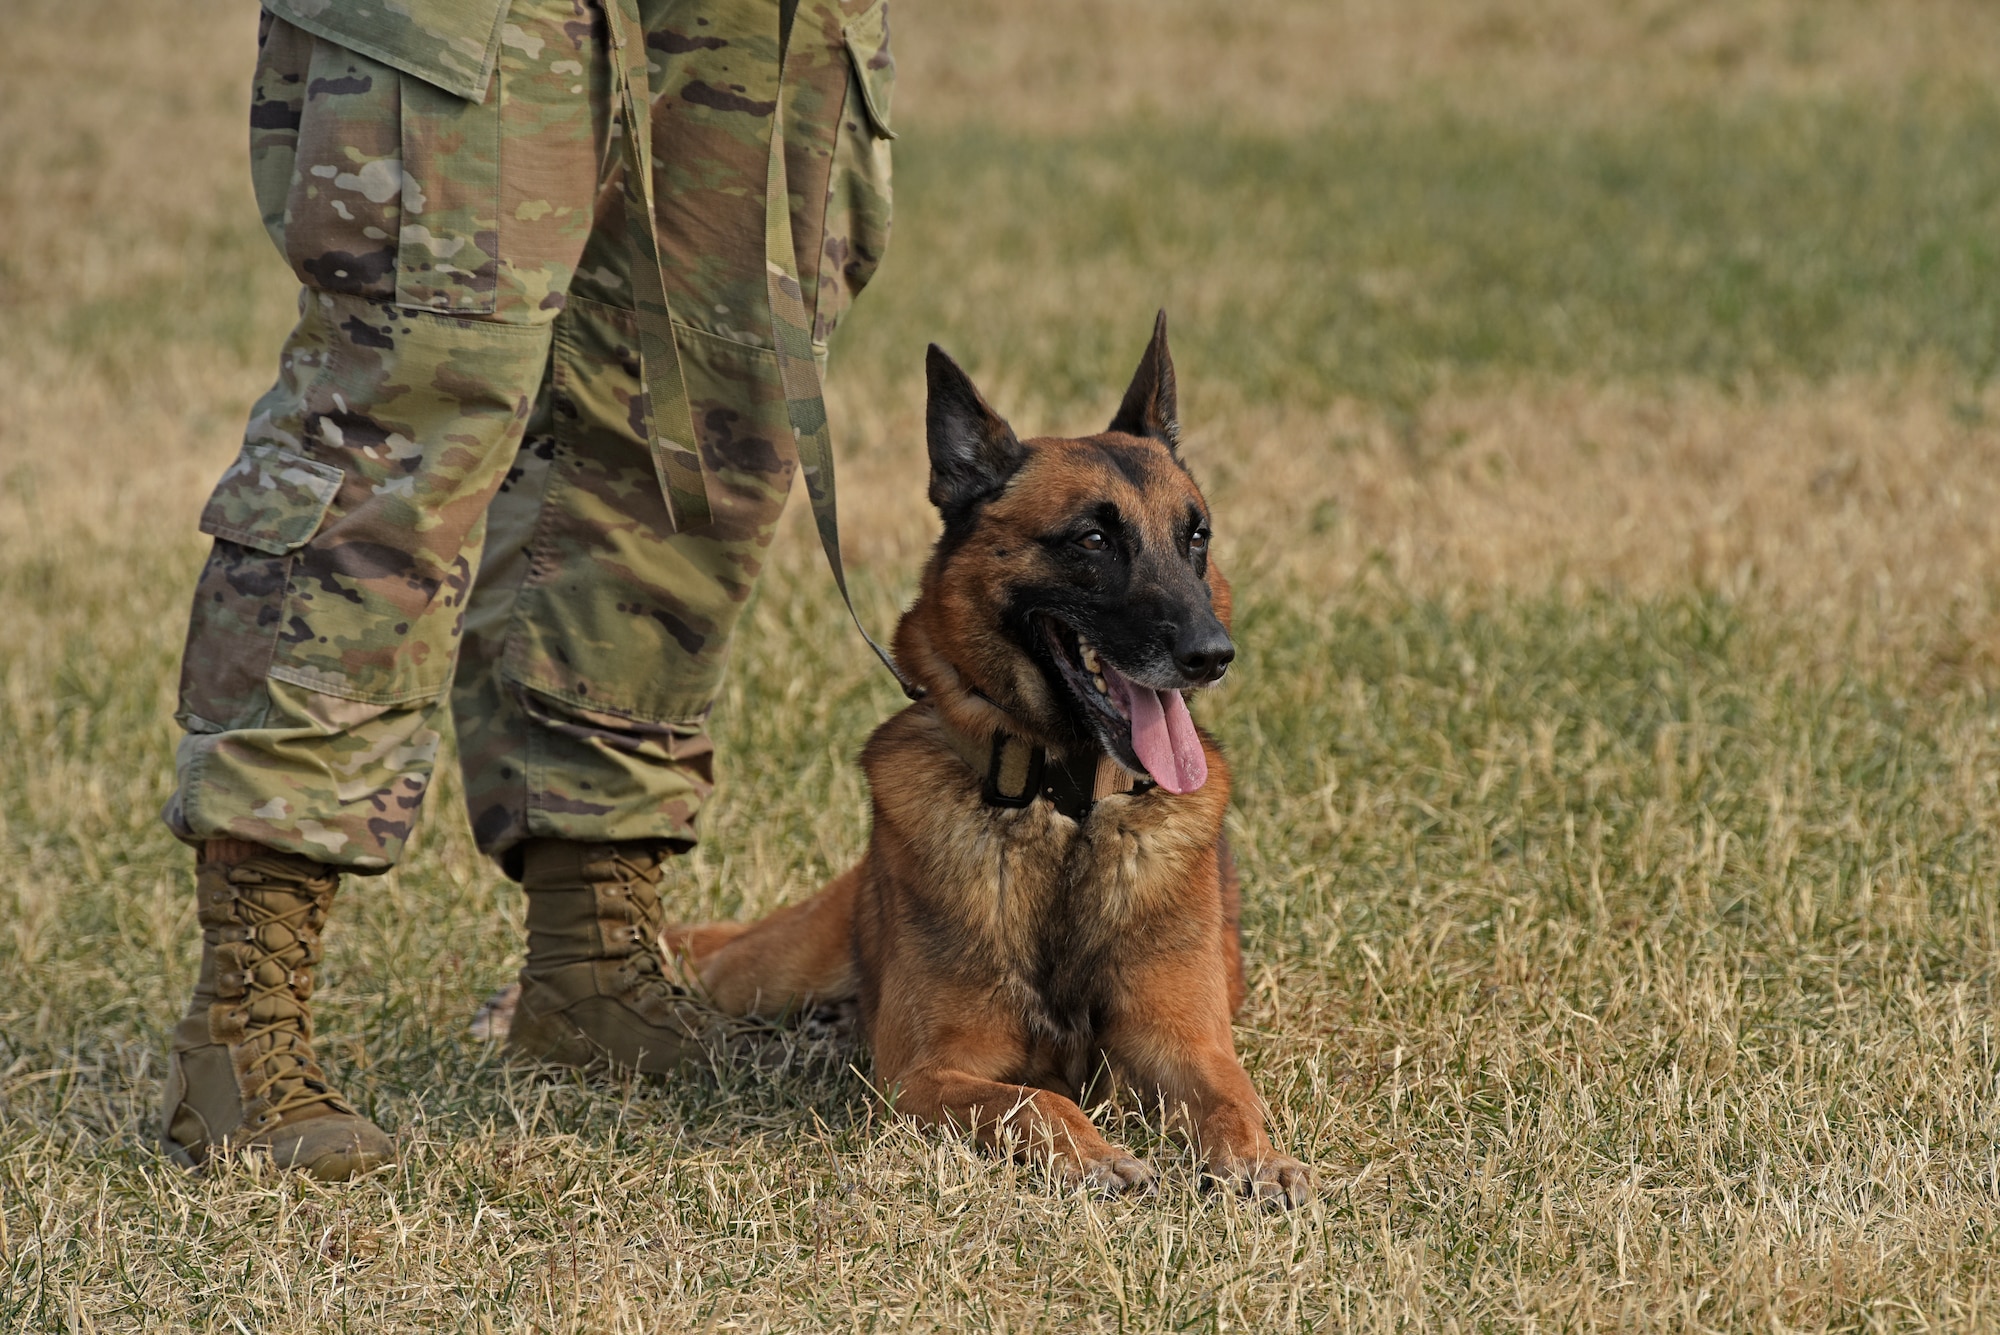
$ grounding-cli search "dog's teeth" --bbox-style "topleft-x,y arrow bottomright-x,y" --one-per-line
1080,644 -> 1101,673
1092,674 -> 1107,694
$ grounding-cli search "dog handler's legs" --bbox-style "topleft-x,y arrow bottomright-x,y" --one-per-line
452,5 -> 807,1067
452,0 -> 898,861
449,0 -> 895,1063
161,1 -> 608,1177
447,291 -> 726,865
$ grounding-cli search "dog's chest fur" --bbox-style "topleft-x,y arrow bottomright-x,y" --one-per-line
865,709 -> 1219,1087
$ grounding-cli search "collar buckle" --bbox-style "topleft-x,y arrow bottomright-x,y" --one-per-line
978,730 -> 1153,820
982,735 -> 1044,809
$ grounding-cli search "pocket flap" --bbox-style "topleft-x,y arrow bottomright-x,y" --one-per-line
197,446 -> 344,556
843,8 -> 897,140
262,0 -> 510,102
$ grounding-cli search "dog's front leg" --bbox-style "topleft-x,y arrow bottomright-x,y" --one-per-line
1107,964 -> 1313,1207
889,1064 -> 1156,1197
871,998 -> 1155,1196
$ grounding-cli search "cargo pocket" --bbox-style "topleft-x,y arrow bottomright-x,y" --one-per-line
842,5 -> 896,141
250,12 -> 310,257
811,1 -> 895,341
260,291 -> 546,709
178,447 -> 346,733
197,446 -> 344,555
501,295 -> 748,726
394,69 -> 502,315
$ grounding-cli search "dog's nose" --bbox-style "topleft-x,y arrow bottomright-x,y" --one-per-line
1173,624 -> 1235,684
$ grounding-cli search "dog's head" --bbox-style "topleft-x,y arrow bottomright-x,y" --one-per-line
896,313 -> 1232,793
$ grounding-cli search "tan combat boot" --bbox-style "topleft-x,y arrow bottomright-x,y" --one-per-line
506,840 -> 707,1074
160,841 -> 394,1180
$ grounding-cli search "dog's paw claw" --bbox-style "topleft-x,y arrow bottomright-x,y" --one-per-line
1073,1152 -> 1157,1198
1206,1154 -> 1313,1208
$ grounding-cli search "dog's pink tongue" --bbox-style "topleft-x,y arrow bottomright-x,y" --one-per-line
1125,682 -> 1208,794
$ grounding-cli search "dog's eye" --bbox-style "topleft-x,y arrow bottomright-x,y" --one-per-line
1077,531 -> 1107,552
1189,527 -> 1210,555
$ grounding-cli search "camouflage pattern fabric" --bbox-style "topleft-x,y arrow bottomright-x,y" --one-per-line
262,0 -> 516,103
763,0 -> 913,696
166,0 -> 895,871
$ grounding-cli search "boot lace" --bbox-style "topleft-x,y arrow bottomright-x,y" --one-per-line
224,868 -> 348,1125
603,846 -> 683,995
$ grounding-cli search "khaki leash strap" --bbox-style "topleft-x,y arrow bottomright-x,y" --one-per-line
761,23 -> 922,700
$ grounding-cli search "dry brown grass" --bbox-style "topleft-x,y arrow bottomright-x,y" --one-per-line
1199,379 -> 2000,672
899,0 -> 2000,131
6,1 -> 2000,1330
819,372 -> 2000,687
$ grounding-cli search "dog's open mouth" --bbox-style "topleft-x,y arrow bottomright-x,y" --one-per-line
1041,619 -> 1208,794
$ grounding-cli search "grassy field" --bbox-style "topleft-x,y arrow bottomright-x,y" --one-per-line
6,0 -> 2000,1328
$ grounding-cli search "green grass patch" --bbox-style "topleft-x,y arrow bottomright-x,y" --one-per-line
34,91 -> 2000,410
840,93 -> 2000,411
5,547 -> 1998,1325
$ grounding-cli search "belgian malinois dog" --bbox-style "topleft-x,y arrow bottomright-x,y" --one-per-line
666,315 -> 1310,1204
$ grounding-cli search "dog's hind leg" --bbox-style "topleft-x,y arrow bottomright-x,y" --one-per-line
662,920 -> 752,960
662,866 -> 861,1018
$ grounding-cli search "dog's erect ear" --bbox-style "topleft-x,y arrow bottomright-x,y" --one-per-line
1107,309 -> 1179,454
926,344 -> 1025,514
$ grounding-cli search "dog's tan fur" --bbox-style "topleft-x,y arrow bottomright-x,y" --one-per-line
668,320 -> 1308,1202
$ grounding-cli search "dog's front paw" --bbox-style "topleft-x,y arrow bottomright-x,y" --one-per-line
1065,1151 -> 1157,1198
1205,1153 -> 1313,1208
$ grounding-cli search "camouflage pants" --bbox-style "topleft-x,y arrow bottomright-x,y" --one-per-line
165,0 -> 894,871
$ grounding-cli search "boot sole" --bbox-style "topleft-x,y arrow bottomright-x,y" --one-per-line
157,1133 -> 395,1181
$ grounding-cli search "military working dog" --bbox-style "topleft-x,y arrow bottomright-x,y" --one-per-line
665,316 -> 1310,1204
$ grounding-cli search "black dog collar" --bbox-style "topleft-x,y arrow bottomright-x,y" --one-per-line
942,720 -> 1155,821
